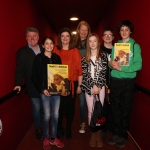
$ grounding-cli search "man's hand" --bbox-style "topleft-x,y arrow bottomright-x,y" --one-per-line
14,86 -> 21,94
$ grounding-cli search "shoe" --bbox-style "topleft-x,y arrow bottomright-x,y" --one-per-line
79,123 -> 86,133
116,138 -> 126,148
108,135 -> 119,145
66,129 -> 72,139
43,138 -> 51,150
89,132 -> 96,147
96,130 -> 103,147
50,138 -> 64,148
35,128 -> 43,140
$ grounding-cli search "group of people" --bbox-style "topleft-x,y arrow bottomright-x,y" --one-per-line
14,20 -> 142,150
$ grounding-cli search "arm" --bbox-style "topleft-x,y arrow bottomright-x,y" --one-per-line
14,49 -> 25,92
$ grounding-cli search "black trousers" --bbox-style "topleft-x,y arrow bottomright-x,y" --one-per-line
57,81 -> 78,130
110,77 -> 134,139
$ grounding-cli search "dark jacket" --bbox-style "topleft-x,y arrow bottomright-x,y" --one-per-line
15,45 -> 44,98
32,52 -> 62,93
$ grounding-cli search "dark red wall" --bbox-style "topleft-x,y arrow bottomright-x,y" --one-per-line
0,0 -> 57,98
95,0 -> 150,149
0,0 -> 57,149
96,0 -> 150,90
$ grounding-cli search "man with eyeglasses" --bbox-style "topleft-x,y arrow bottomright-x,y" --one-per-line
100,27 -> 114,138
14,27 -> 44,140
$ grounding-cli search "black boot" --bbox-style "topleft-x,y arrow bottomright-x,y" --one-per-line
66,111 -> 74,139
57,111 -> 64,139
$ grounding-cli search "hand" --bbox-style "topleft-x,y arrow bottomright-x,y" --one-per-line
43,90 -> 51,97
109,60 -> 121,71
92,85 -> 100,95
76,85 -> 82,94
14,86 -> 21,94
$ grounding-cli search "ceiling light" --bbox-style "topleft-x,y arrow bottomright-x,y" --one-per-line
70,17 -> 78,21
72,31 -> 77,35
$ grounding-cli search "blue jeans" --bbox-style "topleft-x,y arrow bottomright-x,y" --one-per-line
41,94 -> 60,139
30,97 -> 43,129
79,92 -> 86,123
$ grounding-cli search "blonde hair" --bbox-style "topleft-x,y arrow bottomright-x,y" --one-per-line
73,21 -> 91,48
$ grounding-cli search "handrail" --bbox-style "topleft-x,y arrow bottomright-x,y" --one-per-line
0,83 -> 149,105
0,85 -> 26,105
134,83 -> 150,96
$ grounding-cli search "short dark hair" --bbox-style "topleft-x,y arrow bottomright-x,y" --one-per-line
117,20 -> 134,32
57,28 -> 74,50
26,27 -> 39,36
102,27 -> 114,36
42,36 -> 54,45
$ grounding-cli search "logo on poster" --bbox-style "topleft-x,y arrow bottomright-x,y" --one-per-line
0,119 -> 3,135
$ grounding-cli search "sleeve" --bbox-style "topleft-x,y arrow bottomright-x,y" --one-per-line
96,53 -> 107,88
31,55 -> 43,93
14,49 -> 25,86
121,43 -> 142,72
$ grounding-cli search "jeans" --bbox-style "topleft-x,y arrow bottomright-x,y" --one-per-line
78,92 -> 86,123
30,97 -> 43,129
41,94 -> 60,139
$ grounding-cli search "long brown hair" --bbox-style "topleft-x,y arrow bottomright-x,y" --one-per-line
73,21 -> 91,48
57,28 -> 74,50
85,33 -> 102,62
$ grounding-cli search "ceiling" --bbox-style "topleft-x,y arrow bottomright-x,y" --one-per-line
37,0 -> 109,34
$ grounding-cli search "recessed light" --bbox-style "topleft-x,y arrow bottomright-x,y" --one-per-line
70,17 -> 78,21
72,31 -> 77,34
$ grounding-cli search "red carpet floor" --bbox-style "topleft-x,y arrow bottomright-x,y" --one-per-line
17,96 -> 139,150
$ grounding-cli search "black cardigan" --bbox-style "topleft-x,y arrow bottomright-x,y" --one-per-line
32,52 -> 62,93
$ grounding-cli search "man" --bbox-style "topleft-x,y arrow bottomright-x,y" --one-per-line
101,27 -> 114,136
14,27 -> 43,140
108,20 -> 142,148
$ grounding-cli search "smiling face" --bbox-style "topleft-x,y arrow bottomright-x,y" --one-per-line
120,26 -> 131,42
42,38 -> 54,52
102,30 -> 114,44
89,36 -> 98,51
79,25 -> 88,40
61,31 -> 71,46
26,31 -> 39,47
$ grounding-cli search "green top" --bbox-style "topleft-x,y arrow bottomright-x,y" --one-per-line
78,40 -> 86,56
110,38 -> 142,79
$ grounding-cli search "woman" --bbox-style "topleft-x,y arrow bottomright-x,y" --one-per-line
53,28 -> 82,139
32,36 -> 64,150
81,33 -> 107,147
73,21 -> 91,134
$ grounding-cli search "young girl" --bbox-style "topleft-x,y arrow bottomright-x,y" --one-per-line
32,36 -> 64,150
80,33 -> 107,147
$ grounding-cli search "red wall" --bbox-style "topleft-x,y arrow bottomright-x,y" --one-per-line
0,0 -> 56,149
95,0 -> 150,149
0,0 -> 57,98
95,0 -> 150,90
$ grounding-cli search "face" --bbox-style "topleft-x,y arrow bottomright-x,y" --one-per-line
102,31 -> 114,43
79,25 -> 88,40
26,31 -> 39,47
89,36 -> 98,50
120,26 -> 131,41
42,39 -> 54,52
61,32 -> 71,45
53,78 -> 61,85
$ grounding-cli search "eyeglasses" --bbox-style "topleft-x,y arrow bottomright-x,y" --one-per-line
103,34 -> 113,37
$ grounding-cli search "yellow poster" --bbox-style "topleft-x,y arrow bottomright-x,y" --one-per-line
47,64 -> 69,96
114,43 -> 130,66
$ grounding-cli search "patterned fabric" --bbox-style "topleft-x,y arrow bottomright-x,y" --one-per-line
81,52 -> 107,95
